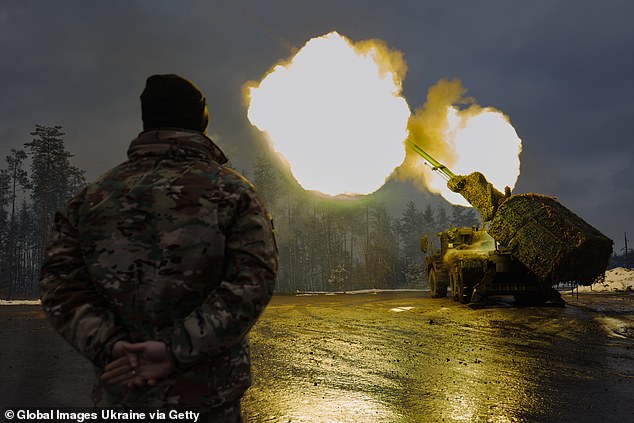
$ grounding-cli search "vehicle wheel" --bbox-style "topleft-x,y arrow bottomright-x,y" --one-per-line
450,269 -> 469,303
450,273 -> 460,301
429,267 -> 446,298
455,273 -> 469,304
460,287 -> 473,304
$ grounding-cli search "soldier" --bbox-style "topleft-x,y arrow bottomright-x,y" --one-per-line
40,74 -> 278,422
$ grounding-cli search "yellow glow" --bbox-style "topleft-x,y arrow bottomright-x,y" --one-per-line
427,107 -> 522,206
396,79 -> 522,206
246,32 -> 410,195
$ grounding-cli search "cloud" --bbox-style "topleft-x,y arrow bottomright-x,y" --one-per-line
612,161 -> 633,192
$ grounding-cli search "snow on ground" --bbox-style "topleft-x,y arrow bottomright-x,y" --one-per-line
2,270 -> 630,305
1,290 -> 425,303
578,267 -> 634,292
295,289 -> 425,296
0,299 -> 41,305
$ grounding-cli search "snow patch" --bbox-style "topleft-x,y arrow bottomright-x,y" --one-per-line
0,299 -> 42,306
578,267 -> 634,292
295,289 -> 425,296
389,306 -> 415,312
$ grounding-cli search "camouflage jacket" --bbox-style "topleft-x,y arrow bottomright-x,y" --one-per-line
40,129 -> 278,410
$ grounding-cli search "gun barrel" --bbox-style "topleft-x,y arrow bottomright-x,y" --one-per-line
405,140 -> 456,180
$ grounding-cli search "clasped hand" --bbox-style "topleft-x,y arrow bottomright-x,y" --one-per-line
100,340 -> 175,389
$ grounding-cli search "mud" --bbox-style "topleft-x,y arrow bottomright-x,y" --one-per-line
1,292 -> 633,422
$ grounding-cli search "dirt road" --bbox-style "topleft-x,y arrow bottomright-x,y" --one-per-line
1,292 -> 633,422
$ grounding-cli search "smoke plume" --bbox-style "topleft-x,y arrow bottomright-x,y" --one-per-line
394,79 -> 522,206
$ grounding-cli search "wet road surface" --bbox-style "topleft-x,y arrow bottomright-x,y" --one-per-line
1,292 -> 632,422
243,292 -> 633,422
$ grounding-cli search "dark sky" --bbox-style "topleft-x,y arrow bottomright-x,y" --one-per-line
1,1 -> 632,250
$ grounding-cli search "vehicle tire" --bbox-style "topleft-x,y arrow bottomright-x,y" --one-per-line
450,273 -> 460,301
455,271 -> 469,304
461,286 -> 474,304
449,268 -> 469,303
429,267 -> 446,298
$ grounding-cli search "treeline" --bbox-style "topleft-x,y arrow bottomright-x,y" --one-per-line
609,249 -> 634,269
0,127 -> 478,299
0,125 -> 86,299
250,154 -> 478,293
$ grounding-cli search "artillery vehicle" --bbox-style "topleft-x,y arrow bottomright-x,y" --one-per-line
407,140 -> 613,306
422,226 -> 563,305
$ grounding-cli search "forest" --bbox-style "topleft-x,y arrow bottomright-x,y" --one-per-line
0,125 -> 85,299
0,125 -> 479,299
244,154 -> 479,293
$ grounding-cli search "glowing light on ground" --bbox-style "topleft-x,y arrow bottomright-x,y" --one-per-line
246,32 -> 410,195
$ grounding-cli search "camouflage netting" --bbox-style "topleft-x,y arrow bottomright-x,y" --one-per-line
488,194 -> 612,285
443,249 -> 491,267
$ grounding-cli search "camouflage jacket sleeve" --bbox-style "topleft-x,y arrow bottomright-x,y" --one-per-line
40,190 -> 129,368
161,187 -> 278,368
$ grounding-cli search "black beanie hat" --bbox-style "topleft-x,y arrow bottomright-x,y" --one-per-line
141,74 -> 209,132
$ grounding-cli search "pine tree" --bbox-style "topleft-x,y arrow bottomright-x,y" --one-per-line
422,205 -> 435,233
0,170 -> 10,296
17,200 -> 37,297
4,149 -> 30,298
398,201 -> 424,260
395,201 -> 427,287
450,205 -> 480,228
435,205 -> 449,231
366,203 -> 398,289
251,154 -> 281,210
24,124 -> 86,295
